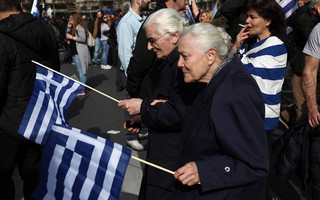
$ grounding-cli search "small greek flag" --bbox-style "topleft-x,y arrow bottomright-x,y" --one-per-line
31,0 -> 39,18
279,0 -> 298,34
33,124 -> 131,200
18,65 -> 84,145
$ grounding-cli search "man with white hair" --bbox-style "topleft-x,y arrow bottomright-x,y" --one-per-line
126,0 -> 188,99
117,0 -> 151,151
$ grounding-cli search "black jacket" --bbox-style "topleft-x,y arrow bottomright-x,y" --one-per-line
139,48 -> 205,199
126,0 -> 167,98
274,121 -> 320,199
286,2 -> 320,75
0,13 -> 60,141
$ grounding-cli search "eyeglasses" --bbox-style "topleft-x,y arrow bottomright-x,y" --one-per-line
147,34 -> 166,46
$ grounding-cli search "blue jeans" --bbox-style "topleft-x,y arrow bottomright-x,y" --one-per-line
93,37 -> 102,63
72,54 -> 86,84
101,40 -> 110,66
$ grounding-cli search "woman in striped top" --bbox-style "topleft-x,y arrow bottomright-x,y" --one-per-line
231,0 -> 288,131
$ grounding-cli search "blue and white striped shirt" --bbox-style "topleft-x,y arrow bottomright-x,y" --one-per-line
239,36 -> 287,130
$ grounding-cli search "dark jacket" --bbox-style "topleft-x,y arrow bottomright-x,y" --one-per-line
139,48 -> 205,199
175,55 -> 269,200
286,2 -> 320,75
126,0 -> 167,98
274,121 -> 320,199
0,13 -> 60,142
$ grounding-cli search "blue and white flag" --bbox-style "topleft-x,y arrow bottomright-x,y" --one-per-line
279,0 -> 298,18
33,124 -> 131,200
279,0 -> 298,34
18,65 -> 84,145
185,5 -> 195,24
31,0 -> 39,18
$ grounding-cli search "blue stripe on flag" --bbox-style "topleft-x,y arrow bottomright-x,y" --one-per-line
18,65 -> 84,145
281,0 -> 297,13
33,124 -> 131,200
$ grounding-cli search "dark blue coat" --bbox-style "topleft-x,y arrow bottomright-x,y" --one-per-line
175,55 -> 269,199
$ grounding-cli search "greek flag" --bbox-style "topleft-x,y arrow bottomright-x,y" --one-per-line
18,65 -> 84,145
185,5 -> 195,24
279,0 -> 298,34
33,124 -> 131,200
31,0 -> 39,18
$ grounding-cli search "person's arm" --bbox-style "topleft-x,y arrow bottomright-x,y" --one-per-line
117,22 -> 134,76
190,0 -> 199,18
229,25 -> 249,54
74,25 -> 86,43
302,54 -> 320,127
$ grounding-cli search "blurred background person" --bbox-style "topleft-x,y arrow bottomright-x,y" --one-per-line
66,12 -> 91,96
199,10 -> 213,23
100,13 -> 112,70
92,10 -> 103,67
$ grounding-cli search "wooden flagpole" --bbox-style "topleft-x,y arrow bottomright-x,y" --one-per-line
32,60 -> 176,175
32,60 -> 120,103
131,155 -> 175,175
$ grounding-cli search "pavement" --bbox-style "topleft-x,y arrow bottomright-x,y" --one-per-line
14,51 -> 147,200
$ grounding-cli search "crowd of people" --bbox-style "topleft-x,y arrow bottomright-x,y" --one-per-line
2,0 -> 320,199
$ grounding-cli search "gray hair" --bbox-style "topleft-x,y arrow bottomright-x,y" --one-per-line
122,1 -> 131,14
180,23 -> 231,59
143,8 -> 189,37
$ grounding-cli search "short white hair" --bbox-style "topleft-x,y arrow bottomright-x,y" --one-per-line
180,23 -> 231,59
143,8 -> 189,37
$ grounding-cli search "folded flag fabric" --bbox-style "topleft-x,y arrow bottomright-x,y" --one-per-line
279,0 -> 297,18
31,0 -> 39,18
34,124 -> 131,200
18,65 -> 84,145
279,0 -> 297,34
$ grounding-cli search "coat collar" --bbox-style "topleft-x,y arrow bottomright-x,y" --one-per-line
201,54 -> 241,102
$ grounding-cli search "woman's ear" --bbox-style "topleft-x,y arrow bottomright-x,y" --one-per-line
171,32 -> 179,45
207,48 -> 217,66
266,18 -> 271,27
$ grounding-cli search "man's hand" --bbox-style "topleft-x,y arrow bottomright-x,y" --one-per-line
307,105 -> 320,127
118,98 -> 143,115
174,162 -> 200,186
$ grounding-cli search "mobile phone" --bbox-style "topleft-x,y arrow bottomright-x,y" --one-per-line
126,120 -> 141,129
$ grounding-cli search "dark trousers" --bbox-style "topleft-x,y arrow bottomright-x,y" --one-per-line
0,133 -> 42,200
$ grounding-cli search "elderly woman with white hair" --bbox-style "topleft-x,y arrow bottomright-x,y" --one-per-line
173,23 -> 269,199
118,8 -> 205,199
